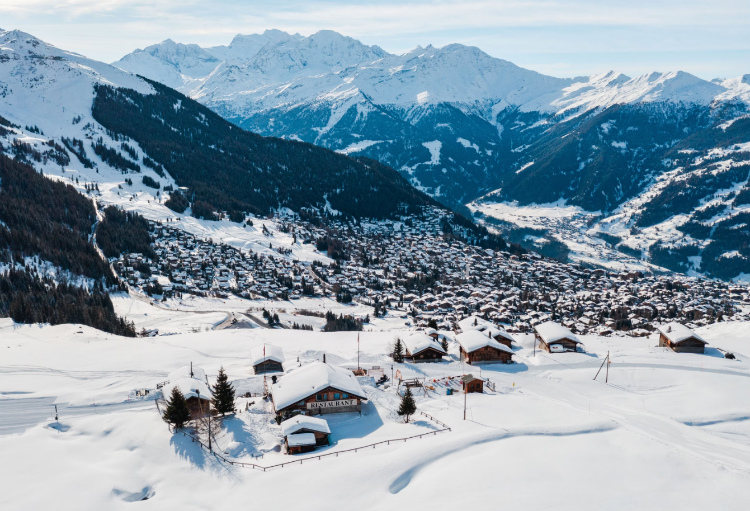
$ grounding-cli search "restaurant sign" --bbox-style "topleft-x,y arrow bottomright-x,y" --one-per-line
307,399 -> 357,410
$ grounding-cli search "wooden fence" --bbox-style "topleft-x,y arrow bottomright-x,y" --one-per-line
177,411 -> 451,472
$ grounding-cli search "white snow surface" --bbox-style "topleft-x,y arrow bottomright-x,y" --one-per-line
1,316 -> 750,509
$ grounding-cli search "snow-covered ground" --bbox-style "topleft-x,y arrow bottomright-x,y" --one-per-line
1,312 -> 749,510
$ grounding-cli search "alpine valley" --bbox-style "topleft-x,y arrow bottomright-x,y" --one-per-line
114,30 -> 750,280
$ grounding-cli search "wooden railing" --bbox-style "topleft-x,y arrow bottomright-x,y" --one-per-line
176,411 -> 451,472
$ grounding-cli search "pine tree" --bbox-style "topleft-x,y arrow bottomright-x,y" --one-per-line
211,366 -> 235,416
441,336 -> 449,353
163,387 -> 191,429
427,318 -> 438,330
392,337 -> 404,362
397,387 -> 417,423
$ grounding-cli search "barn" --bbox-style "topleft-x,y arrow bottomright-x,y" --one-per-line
534,322 -> 583,353
456,330 -> 513,364
403,332 -> 446,362
281,415 -> 331,454
271,361 -> 368,418
163,365 -> 212,420
657,323 -> 707,353
250,344 -> 285,374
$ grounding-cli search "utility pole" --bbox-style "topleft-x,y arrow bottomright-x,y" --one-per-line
463,384 -> 467,421
54,405 -> 58,421
606,352 -> 611,382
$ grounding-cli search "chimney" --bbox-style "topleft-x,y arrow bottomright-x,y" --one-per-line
323,353 -> 326,363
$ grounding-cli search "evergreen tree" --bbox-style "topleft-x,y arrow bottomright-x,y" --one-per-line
397,387 -> 417,423
211,366 -> 236,416
163,387 -> 191,429
441,337 -> 449,353
427,318 -> 438,330
392,337 -> 404,363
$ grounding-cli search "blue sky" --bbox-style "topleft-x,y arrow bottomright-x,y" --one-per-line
1,0 -> 748,79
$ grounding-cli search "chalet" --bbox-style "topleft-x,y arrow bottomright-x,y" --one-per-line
271,362 -> 368,418
657,323 -> 708,353
456,330 -> 513,364
281,415 -> 331,454
250,344 -> 285,374
461,374 -> 484,393
402,332 -> 446,362
163,365 -> 212,420
534,322 -> 583,353
458,315 -> 493,333
485,326 -> 515,348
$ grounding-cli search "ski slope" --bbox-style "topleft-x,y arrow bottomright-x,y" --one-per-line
1,313 -> 748,510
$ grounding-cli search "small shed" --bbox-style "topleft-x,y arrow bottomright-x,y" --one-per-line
424,327 -> 439,340
456,330 -> 513,364
250,344 -> 285,374
461,374 -> 484,394
657,323 -> 707,353
534,322 -> 583,353
402,332 -> 446,362
286,432 -> 317,455
485,326 -> 515,348
281,415 -> 331,452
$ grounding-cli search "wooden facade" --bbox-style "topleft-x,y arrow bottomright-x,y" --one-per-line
407,346 -> 445,362
253,359 -> 284,374
492,335 -> 513,348
659,333 -> 706,354
460,345 -> 512,364
186,396 -> 211,420
276,386 -> 364,416
537,335 -> 580,353
462,375 -> 484,393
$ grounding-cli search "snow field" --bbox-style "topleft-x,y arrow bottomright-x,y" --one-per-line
0,315 -> 749,510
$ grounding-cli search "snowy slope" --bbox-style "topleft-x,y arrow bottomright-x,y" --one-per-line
1,318 -> 749,510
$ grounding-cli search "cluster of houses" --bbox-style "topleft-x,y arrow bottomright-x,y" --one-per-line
117,206 -> 750,337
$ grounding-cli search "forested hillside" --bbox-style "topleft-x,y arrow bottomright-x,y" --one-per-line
92,79 -> 439,220
0,154 -> 135,335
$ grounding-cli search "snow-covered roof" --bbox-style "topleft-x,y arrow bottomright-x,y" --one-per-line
403,333 -> 446,356
286,432 -> 316,447
271,361 -> 367,411
281,415 -> 331,437
163,376 -> 211,402
456,330 -> 513,354
458,315 -> 493,333
485,326 -> 515,343
657,322 -> 707,344
168,365 -> 206,383
424,327 -> 438,336
250,344 -> 286,366
535,321 -> 581,344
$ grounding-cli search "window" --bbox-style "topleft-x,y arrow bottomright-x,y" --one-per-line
342,393 -> 348,399
316,394 -> 323,401
334,393 -> 340,400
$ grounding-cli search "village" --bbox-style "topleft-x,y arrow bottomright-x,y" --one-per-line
154,311 -> 729,464
113,205 -> 750,338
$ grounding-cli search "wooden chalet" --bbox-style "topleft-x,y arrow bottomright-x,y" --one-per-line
456,330 -> 514,364
271,362 -> 368,418
657,323 -> 707,353
534,322 -> 583,353
250,344 -> 285,374
485,326 -> 515,348
164,365 -> 212,420
461,374 -> 484,394
281,415 -> 331,454
402,332 -> 446,362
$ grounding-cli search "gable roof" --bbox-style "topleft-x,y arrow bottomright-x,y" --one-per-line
271,361 -> 367,411
168,365 -> 206,383
485,326 -> 515,344
403,332 -> 446,356
534,321 -> 581,344
456,330 -> 513,354
281,415 -> 331,437
457,315 -> 493,333
163,375 -> 211,402
286,432 -> 317,447
657,322 -> 707,344
250,344 -> 285,366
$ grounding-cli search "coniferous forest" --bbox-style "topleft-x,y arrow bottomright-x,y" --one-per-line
0,154 -> 135,335
92,80 -> 439,220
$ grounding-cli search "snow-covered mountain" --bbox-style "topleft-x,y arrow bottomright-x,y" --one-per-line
114,30 -> 750,280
